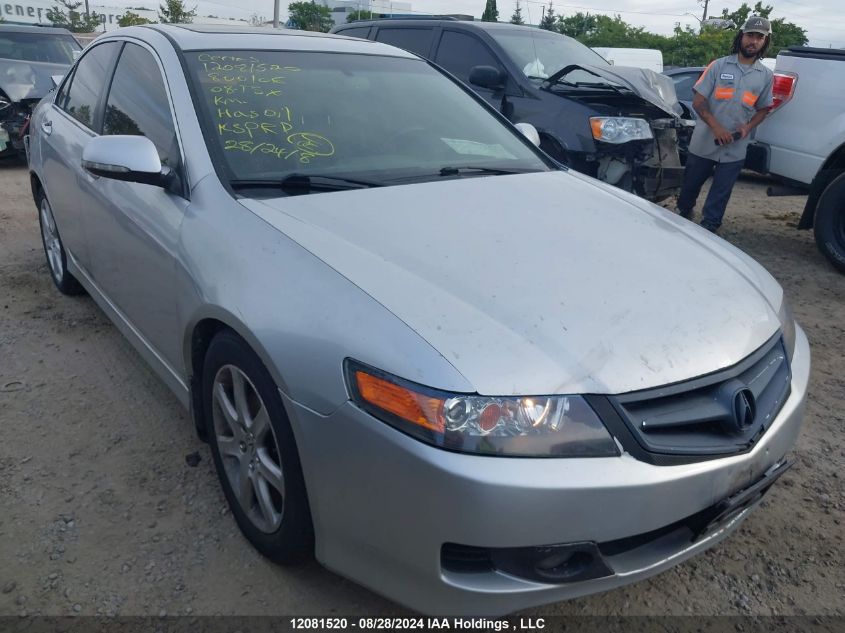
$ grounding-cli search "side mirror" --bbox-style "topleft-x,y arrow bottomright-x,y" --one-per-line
82,135 -> 173,188
469,65 -> 505,90
514,122 -> 541,147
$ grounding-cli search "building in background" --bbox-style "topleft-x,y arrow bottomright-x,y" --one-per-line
321,0 -> 412,27
0,0 -> 257,33
1,0 -> 417,33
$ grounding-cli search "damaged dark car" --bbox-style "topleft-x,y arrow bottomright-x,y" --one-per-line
331,20 -> 694,201
0,25 -> 81,158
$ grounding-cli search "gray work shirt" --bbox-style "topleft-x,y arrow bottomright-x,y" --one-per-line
688,55 -> 774,162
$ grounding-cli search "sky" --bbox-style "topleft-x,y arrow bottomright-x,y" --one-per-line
127,0 -> 845,48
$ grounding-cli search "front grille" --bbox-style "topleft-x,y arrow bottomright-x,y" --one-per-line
594,333 -> 790,463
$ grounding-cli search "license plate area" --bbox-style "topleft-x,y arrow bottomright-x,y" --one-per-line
691,458 -> 793,540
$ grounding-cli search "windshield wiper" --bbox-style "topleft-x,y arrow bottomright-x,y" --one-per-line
386,166 -> 534,183
230,173 -> 384,194
438,166 -> 528,177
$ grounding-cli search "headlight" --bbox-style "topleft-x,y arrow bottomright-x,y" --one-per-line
777,298 -> 796,363
346,360 -> 619,458
590,117 -> 653,143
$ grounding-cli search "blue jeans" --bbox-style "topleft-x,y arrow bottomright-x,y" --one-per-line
677,153 -> 745,230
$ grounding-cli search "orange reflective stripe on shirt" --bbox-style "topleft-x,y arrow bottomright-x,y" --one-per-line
742,91 -> 758,106
715,86 -> 735,100
694,61 -> 715,86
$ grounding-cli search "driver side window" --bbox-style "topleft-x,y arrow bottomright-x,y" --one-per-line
102,42 -> 182,172
434,31 -> 502,84
58,42 -> 120,129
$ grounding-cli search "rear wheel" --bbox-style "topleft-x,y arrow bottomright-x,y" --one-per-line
203,330 -> 314,563
813,172 -> 845,273
36,190 -> 84,295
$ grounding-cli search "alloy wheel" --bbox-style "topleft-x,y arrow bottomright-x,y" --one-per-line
211,364 -> 286,533
40,197 -> 63,282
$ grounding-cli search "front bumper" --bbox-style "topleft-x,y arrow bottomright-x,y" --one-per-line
0,111 -> 29,155
283,326 -> 809,615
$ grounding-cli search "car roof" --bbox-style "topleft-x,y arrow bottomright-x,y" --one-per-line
335,19 -> 540,34
120,23 -> 417,58
663,66 -> 706,75
0,24 -> 76,35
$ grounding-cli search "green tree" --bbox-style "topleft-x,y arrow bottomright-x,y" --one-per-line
768,18 -> 807,55
117,10 -> 153,26
556,12 -> 597,38
346,9 -> 377,21
287,1 -> 333,32
539,1 -> 556,31
481,0 -> 498,22
509,0 -> 524,25
158,0 -> 196,23
46,0 -> 103,32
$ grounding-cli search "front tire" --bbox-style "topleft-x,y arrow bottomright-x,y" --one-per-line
36,189 -> 84,295
814,172 -> 845,273
203,330 -> 314,563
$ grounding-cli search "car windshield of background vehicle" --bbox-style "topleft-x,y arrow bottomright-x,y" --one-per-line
185,50 -> 550,190
0,33 -> 81,64
491,29 -> 610,83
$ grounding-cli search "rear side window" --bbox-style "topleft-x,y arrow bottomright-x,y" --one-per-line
375,28 -> 434,58
59,42 -> 120,129
336,26 -> 371,40
434,31 -> 500,83
103,43 -> 181,169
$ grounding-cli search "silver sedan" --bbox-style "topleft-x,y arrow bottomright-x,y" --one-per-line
26,25 -> 809,615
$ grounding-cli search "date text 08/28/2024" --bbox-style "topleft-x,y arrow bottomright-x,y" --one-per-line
289,618 -> 547,631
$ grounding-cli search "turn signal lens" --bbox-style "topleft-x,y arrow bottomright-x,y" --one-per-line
346,360 -> 618,458
354,370 -> 445,433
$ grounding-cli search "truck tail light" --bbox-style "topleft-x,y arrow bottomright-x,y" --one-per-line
770,72 -> 797,112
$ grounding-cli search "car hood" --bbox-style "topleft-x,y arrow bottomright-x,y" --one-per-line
547,63 -> 683,117
243,171 -> 781,396
0,59 -> 68,102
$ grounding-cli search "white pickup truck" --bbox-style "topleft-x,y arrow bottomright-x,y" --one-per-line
747,46 -> 845,272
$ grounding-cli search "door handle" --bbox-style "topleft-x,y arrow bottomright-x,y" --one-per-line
41,120 -> 52,135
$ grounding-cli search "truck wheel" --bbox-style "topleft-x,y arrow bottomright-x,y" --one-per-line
813,172 -> 845,273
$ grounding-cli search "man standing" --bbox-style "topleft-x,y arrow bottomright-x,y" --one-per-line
677,16 -> 774,233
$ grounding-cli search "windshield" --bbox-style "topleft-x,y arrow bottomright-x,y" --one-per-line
0,32 -> 81,64
490,29 -> 610,84
185,51 -> 549,189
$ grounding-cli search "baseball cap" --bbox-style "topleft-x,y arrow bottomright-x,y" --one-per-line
742,16 -> 772,35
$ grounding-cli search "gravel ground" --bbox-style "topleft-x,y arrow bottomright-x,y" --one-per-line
1,157 -> 843,619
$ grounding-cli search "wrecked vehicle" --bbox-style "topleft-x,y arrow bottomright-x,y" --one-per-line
0,25 -> 80,157
331,20 -> 694,201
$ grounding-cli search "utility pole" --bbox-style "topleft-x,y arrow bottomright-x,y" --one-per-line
273,0 -> 280,28
84,0 -> 90,18
701,0 -> 709,24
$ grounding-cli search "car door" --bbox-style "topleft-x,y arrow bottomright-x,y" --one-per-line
432,30 -> 511,113
81,41 -> 189,371
39,41 -> 121,273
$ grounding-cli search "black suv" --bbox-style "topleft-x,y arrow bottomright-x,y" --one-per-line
331,20 -> 693,201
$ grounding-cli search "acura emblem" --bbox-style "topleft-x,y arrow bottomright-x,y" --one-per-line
732,388 -> 756,432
